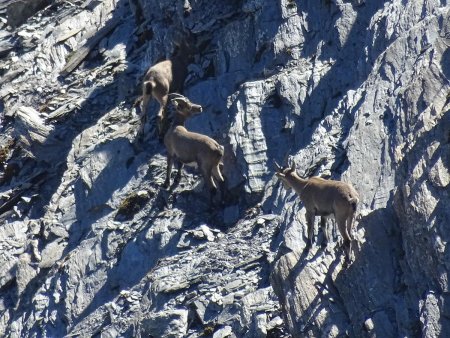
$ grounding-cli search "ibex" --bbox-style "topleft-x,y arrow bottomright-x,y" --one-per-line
275,161 -> 359,260
163,94 -> 225,198
138,37 -> 195,138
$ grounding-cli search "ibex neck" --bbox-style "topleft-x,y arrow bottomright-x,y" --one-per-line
289,174 -> 308,193
172,114 -> 186,127
165,100 -> 185,127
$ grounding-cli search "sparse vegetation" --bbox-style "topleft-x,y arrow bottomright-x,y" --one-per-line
116,191 -> 150,220
0,138 -> 15,166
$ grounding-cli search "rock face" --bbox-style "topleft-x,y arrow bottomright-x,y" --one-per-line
0,0 -> 449,337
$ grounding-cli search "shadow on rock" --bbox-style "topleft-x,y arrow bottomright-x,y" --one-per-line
270,200 -> 421,337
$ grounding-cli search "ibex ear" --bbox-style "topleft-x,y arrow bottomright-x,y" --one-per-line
275,172 -> 285,178
171,99 -> 179,108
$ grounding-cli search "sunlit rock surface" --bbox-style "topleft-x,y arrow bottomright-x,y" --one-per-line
0,0 -> 449,337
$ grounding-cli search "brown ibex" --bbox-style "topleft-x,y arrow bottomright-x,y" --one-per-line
163,94 -> 224,198
138,36 -> 195,138
275,161 -> 359,260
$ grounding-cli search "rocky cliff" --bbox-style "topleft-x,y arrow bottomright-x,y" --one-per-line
0,0 -> 449,337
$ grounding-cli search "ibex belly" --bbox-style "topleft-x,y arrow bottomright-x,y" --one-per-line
182,161 -> 198,168
314,209 -> 334,218
174,153 -> 198,168
312,202 -> 334,217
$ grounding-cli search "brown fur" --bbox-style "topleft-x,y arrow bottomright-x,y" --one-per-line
275,161 -> 359,260
138,39 -> 194,138
163,95 -> 224,195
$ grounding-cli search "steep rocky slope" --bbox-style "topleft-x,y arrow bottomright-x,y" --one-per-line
0,0 -> 449,337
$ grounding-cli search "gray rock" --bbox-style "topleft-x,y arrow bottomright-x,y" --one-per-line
38,240 -> 66,269
251,313 -> 267,338
213,325 -> 233,338
6,0 -> 50,28
0,0 -> 449,337
141,309 -> 188,338
15,253 -> 37,295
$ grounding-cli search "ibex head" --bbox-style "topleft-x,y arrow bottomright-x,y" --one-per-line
274,160 -> 296,190
170,95 -> 203,118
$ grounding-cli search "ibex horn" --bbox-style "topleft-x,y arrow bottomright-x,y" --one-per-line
283,149 -> 291,167
168,93 -> 186,99
273,160 -> 282,171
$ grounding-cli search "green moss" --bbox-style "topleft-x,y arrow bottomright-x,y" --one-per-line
116,191 -> 150,220
0,139 -> 15,166
202,325 -> 215,337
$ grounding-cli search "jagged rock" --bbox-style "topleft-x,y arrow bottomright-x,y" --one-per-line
38,240 -> 66,269
13,106 -> 54,159
252,313 -> 268,338
140,309 -> 188,338
266,316 -> 283,332
0,0 -> 449,337
0,221 -> 29,288
15,253 -> 37,295
213,325 -> 233,338
6,0 -> 50,28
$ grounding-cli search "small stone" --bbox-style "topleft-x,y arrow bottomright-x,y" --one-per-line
137,190 -> 149,197
193,299 -> 208,324
266,316 -> 283,330
428,157 -> 450,187
177,233 -> 191,248
224,279 -> 244,292
253,313 -> 267,337
30,239 -> 41,262
213,325 -> 233,338
39,240 -> 66,269
141,309 -> 188,337
20,196 -> 32,203
200,225 -> 215,241
190,229 -> 206,239
211,293 -> 223,305
221,294 -> 234,306
364,318 -> 374,331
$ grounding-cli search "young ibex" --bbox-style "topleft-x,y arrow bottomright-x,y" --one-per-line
163,94 -> 225,197
275,161 -> 359,260
138,37 -> 195,138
